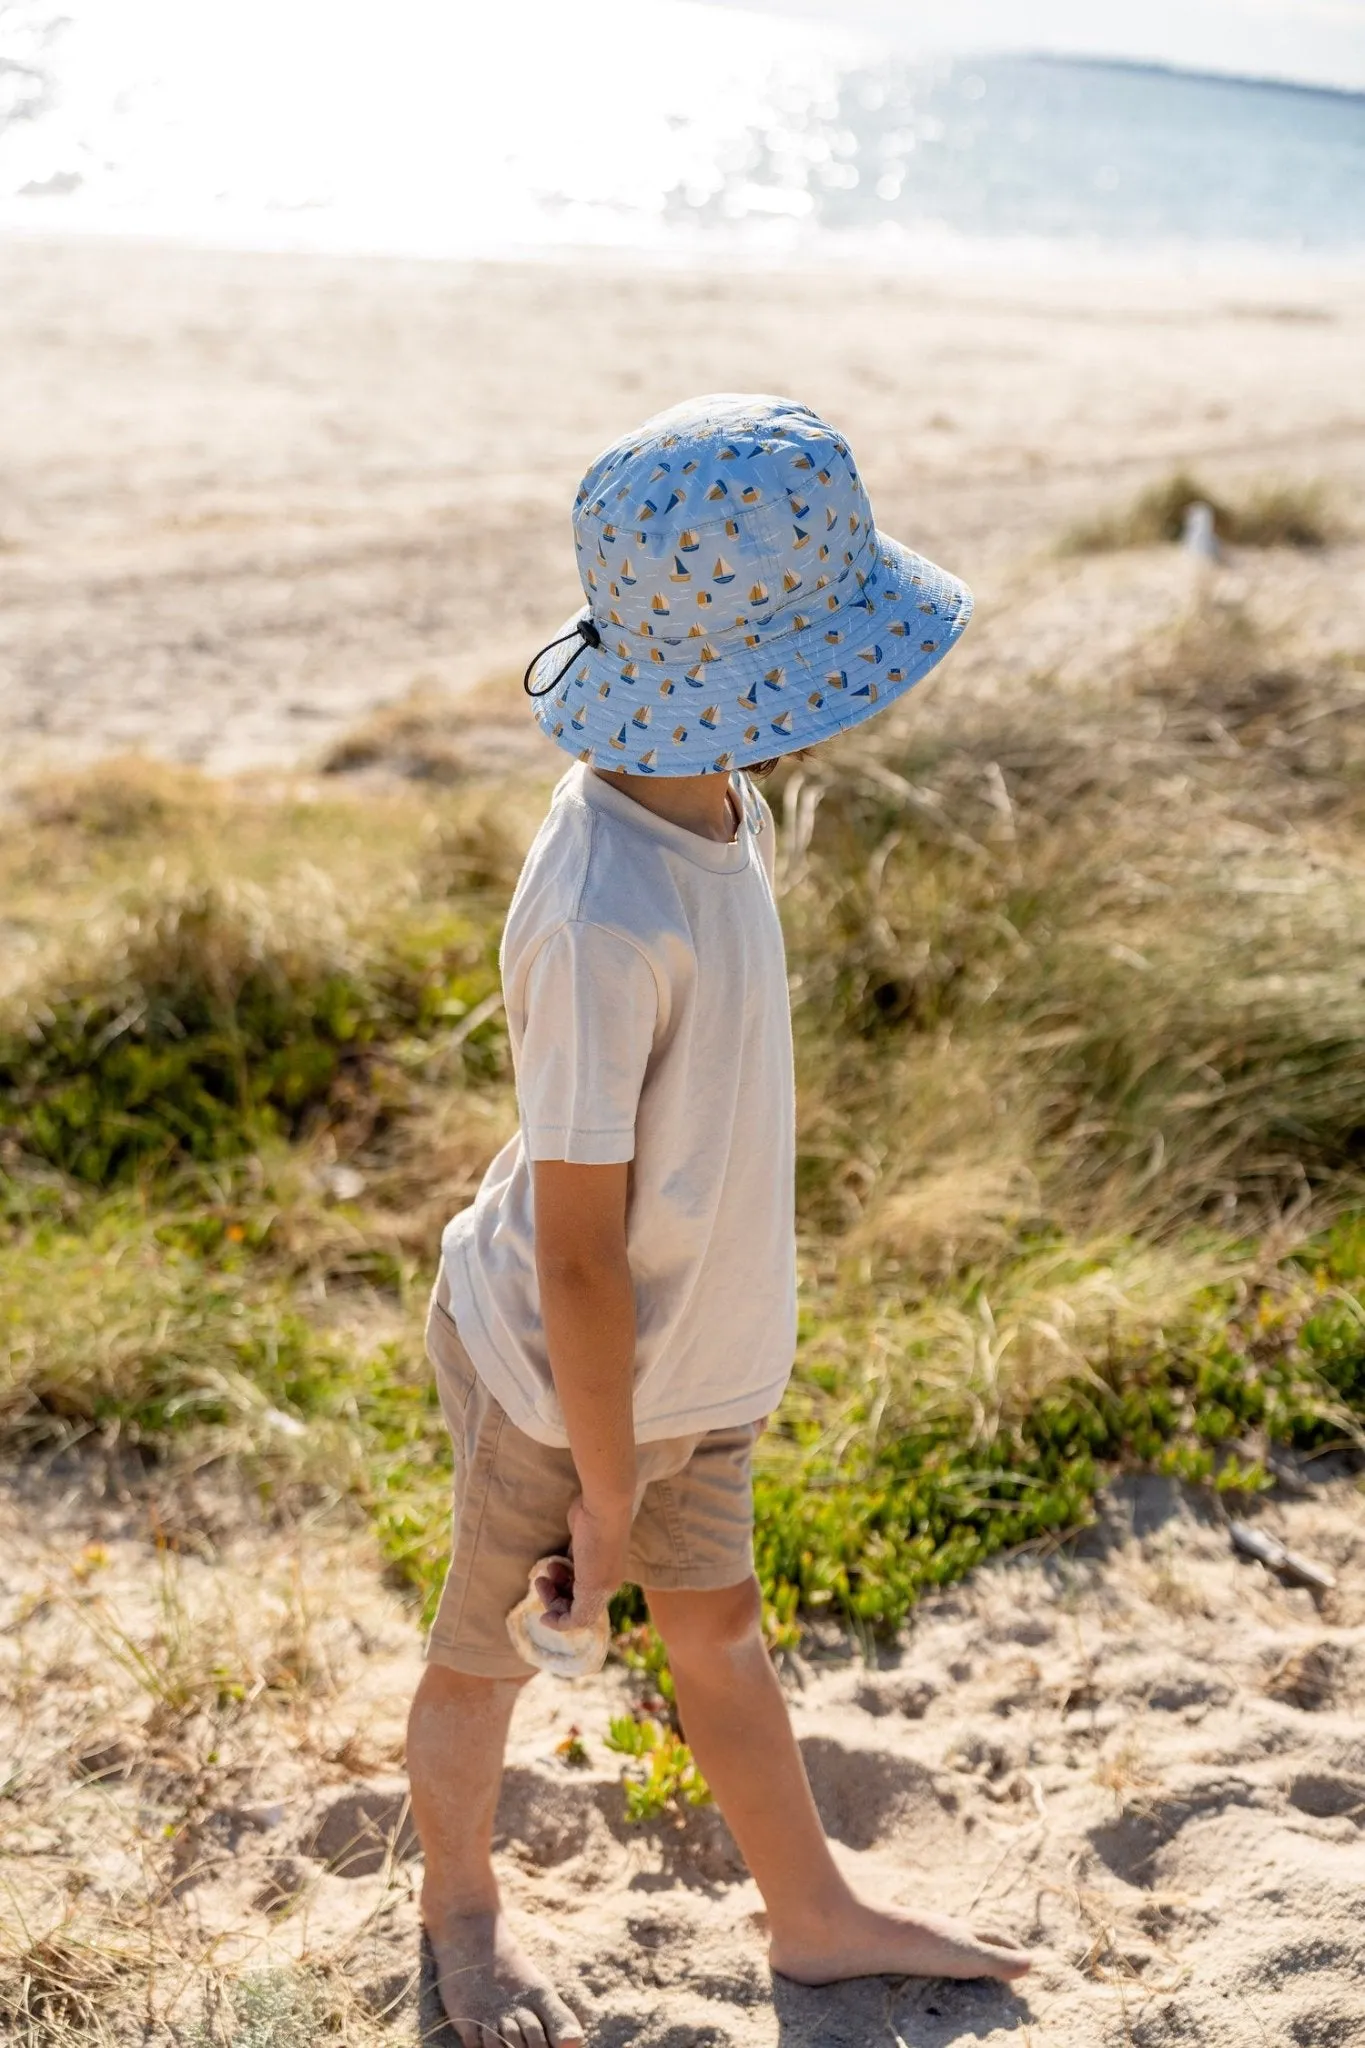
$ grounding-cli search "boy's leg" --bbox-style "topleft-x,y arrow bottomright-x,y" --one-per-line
412,1292 -> 589,2045
646,1577 -> 1031,1985
407,1664 -> 584,2048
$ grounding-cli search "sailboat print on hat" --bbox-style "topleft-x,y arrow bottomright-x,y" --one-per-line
712,556 -> 736,584
763,667 -> 786,691
677,529 -> 700,552
636,748 -> 657,770
699,705 -> 721,730
771,708 -> 794,735
619,558 -> 637,584
749,581 -> 769,605
651,593 -> 670,615
609,723 -> 629,750
632,705 -> 651,729
669,555 -> 692,582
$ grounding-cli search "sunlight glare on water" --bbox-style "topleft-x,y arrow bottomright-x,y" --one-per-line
0,0 -> 855,255
1,0 -> 1362,261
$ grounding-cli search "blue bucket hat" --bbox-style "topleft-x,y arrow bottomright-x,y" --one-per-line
524,392 -> 972,777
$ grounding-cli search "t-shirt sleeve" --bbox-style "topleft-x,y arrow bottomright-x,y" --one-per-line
517,922 -> 659,1164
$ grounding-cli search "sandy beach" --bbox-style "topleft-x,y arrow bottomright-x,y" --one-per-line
5,1464 -> 1365,2046
2,235 -> 1363,781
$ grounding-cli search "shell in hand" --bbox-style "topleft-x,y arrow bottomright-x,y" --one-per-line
505,1554 -> 609,1678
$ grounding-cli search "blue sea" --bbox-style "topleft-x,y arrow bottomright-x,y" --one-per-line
1,0 -> 1362,264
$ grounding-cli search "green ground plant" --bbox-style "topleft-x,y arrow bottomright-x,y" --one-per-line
604,1715 -> 711,1823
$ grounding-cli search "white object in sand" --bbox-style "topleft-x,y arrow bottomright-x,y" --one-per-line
1182,500 -> 1221,560
506,1555 -> 609,1678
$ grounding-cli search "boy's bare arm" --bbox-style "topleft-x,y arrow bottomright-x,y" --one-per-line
532,1158 -> 636,1629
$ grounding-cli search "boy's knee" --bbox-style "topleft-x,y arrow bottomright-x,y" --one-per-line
647,1575 -> 764,1669
408,1661 -> 527,1734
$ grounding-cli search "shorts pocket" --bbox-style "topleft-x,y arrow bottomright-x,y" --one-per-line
426,1294 -> 479,1417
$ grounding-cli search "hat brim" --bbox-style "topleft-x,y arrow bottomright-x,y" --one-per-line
527,533 -> 972,776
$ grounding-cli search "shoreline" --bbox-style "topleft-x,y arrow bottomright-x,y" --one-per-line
4,219 -> 1364,285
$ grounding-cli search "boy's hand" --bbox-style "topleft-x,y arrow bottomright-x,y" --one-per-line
536,1496 -> 631,1633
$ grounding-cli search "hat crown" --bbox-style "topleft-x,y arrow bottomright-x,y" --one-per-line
572,394 -> 877,655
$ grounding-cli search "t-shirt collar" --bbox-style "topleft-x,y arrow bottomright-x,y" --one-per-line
569,765 -> 752,874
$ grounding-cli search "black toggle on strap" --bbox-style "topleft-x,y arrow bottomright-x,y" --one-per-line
523,616 -> 602,698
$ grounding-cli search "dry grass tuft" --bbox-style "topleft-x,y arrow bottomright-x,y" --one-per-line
777,620 -> 1365,1261
1061,471 -> 1339,554
17,755 -> 222,841
320,688 -> 472,782
320,676 -> 549,785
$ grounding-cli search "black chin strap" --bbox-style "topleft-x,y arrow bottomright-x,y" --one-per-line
523,616 -> 602,699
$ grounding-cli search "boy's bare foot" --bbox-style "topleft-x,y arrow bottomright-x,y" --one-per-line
426,1907 -> 584,2047
770,1894 -> 1032,1986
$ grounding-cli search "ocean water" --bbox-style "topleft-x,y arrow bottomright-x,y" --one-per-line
1,0 -> 1362,264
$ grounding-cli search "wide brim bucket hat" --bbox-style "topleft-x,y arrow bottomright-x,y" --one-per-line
525,392 -> 972,776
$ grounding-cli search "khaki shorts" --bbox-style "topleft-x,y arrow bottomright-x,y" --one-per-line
424,1281 -> 760,1680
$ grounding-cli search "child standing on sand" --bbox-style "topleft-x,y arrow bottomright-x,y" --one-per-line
406,393 -> 1031,2046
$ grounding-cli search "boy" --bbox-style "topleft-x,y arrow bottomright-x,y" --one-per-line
406,394 -> 1031,2047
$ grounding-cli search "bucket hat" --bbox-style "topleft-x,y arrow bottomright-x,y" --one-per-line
525,392 -> 972,776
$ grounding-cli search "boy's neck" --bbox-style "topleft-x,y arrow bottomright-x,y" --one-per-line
592,768 -> 738,845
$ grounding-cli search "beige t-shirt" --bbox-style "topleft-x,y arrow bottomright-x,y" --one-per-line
440,762 -> 796,1447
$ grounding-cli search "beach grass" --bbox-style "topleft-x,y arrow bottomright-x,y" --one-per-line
2,600 -> 1364,1696
1059,471 -> 1339,553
